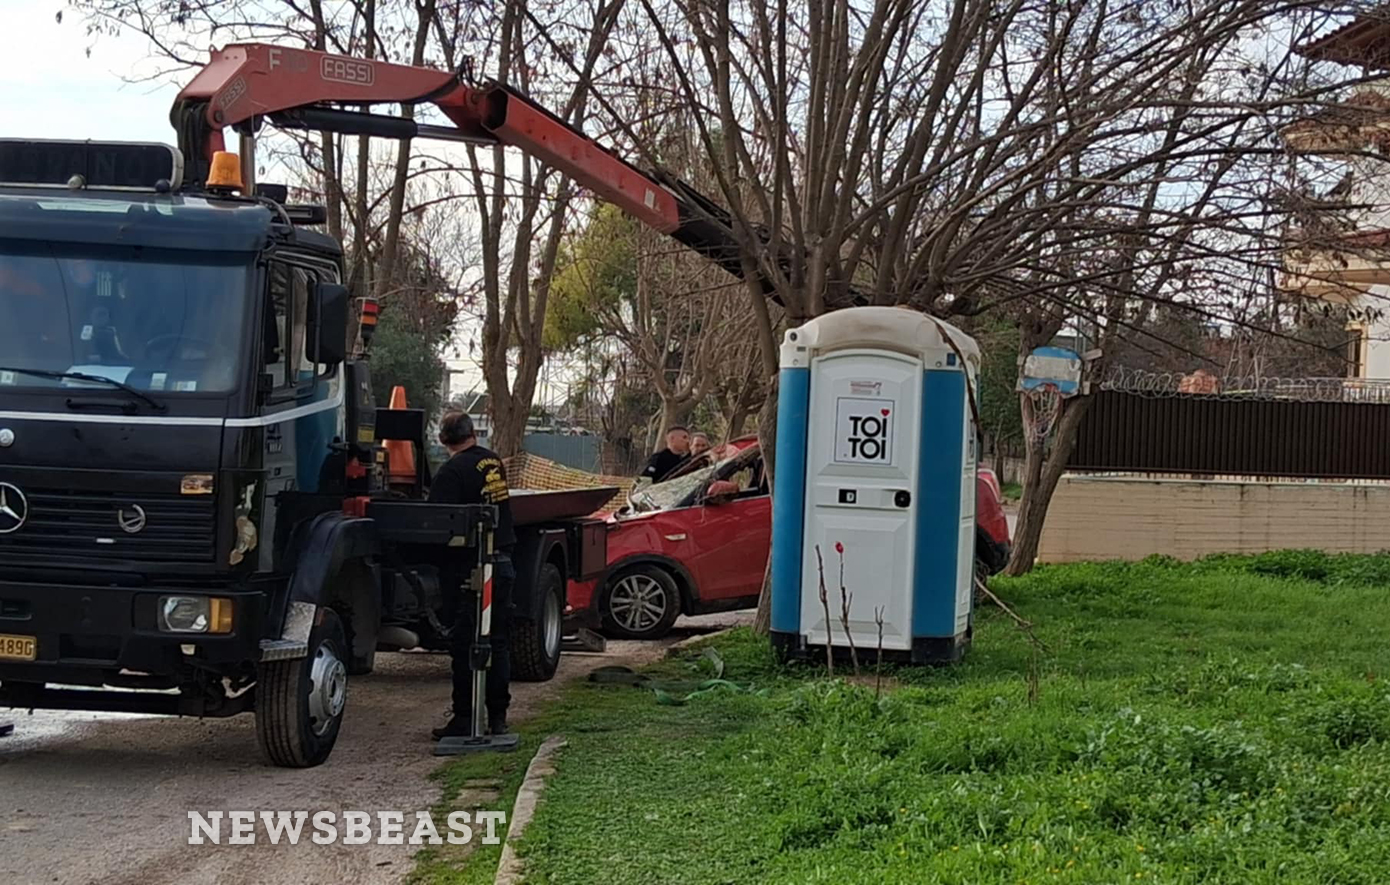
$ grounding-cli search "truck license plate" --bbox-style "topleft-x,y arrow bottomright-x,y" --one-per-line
0,634 -> 36,661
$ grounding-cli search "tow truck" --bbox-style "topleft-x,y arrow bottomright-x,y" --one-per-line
0,42 -> 769,767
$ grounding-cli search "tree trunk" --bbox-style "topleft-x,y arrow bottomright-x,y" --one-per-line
726,408 -> 750,440
321,132 -> 343,242
658,399 -> 694,443
751,377 -> 778,634
347,0 -> 376,299
306,0 -> 342,242
373,0 -> 434,299
1004,394 -> 1094,575
491,401 -> 528,460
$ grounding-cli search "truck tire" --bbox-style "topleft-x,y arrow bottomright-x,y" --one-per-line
255,607 -> 348,768
512,563 -> 563,682
599,564 -> 681,641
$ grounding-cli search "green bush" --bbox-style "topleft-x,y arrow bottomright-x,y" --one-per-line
1298,688 -> 1390,750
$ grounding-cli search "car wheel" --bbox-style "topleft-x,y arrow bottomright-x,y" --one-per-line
512,563 -> 564,682
255,607 -> 348,768
974,524 -> 1008,576
599,565 -> 681,640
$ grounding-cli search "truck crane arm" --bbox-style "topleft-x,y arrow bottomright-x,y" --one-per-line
171,42 -> 783,301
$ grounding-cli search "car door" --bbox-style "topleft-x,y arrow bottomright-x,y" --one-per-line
684,452 -> 772,604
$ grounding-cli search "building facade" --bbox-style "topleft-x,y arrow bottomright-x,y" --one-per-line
1283,16 -> 1390,380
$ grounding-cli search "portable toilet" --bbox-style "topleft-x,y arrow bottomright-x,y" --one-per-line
769,307 -> 980,664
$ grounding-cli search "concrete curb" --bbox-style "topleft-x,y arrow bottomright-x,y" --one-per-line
664,625 -> 739,657
494,734 -> 567,885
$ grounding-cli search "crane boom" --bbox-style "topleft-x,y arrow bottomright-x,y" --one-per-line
172,42 -> 773,298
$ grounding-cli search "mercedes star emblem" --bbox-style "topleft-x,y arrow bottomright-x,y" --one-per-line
118,504 -> 147,535
0,482 -> 28,534
0,428 -> 13,448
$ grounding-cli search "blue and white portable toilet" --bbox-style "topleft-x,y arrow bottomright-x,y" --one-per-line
770,307 -> 980,664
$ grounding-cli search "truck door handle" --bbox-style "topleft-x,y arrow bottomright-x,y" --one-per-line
894,491 -> 911,508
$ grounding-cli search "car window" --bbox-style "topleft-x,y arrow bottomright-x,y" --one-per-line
630,454 -> 739,512
721,451 -> 767,496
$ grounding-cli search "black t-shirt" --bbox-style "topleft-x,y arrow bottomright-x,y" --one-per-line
428,444 -> 517,551
642,448 -> 688,484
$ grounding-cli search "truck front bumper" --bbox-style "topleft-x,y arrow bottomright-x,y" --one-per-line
0,580 -> 266,688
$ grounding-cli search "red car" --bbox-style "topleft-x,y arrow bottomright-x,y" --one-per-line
974,466 -> 1013,575
568,439 -> 1012,640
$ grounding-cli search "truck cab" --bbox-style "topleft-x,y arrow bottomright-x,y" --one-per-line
0,139 -> 513,767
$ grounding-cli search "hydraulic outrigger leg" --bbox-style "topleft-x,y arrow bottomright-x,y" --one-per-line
435,522 -> 519,756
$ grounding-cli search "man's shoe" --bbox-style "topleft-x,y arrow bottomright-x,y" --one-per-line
487,715 -> 508,735
431,717 -> 472,740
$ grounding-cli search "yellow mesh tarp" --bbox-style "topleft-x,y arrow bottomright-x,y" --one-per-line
502,451 -> 634,515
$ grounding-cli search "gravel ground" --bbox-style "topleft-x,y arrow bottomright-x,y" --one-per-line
0,613 -> 749,885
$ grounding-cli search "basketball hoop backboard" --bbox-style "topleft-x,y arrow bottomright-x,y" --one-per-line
1018,346 -> 1082,396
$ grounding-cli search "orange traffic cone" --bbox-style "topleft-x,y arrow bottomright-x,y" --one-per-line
384,385 -> 417,485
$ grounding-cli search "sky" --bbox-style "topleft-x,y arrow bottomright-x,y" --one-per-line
1,3 -> 180,144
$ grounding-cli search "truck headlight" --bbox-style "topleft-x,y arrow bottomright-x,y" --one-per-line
158,596 -> 234,634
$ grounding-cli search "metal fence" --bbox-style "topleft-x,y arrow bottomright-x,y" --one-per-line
1068,389 -> 1390,480
520,433 -> 604,473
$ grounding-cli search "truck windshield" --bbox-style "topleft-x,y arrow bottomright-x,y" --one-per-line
0,249 -> 247,394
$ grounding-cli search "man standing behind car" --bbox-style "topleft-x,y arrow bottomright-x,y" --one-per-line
428,411 -> 517,739
641,425 -> 691,484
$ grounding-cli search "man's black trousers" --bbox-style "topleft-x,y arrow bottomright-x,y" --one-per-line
450,552 -> 515,723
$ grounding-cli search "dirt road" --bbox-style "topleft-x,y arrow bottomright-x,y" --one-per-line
0,615 -> 744,885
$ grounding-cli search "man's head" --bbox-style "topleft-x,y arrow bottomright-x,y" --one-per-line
439,411 -> 477,453
690,432 -> 711,456
666,425 -> 691,455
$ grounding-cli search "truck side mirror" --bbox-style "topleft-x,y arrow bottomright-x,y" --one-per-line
309,282 -> 349,366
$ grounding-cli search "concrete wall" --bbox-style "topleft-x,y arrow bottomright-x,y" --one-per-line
1037,474 -> 1390,563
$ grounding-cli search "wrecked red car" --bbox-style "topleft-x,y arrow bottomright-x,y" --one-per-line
568,440 -> 1012,640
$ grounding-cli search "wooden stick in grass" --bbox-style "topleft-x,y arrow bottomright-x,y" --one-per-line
835,542 -> 860,676
814,544 -> 834,677
974,574 -> 1050,653
873,605 -> 886,699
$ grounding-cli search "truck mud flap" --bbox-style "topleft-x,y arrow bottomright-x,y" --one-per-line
261,601 -> 316,660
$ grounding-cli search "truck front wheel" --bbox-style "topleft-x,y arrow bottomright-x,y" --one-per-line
511,563 -> 563,682
255,607 -> 349,768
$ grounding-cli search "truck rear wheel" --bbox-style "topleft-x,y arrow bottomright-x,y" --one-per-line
512,563 -> 563,682
255,607 -> 348,768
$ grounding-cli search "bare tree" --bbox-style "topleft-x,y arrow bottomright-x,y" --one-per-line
595,0 -> 1373,599
433,0 -> 629,457
709,335 -> 769,441
70,0 -> 623,452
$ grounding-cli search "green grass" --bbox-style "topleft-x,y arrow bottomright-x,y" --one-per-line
423,550 -> 1390,884
1002,481 -> 1023,501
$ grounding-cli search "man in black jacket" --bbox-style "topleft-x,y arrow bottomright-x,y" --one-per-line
427,411 -> 516,739
641,425 -> 691,484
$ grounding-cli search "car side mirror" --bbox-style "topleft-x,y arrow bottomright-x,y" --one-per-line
308,282 -> 349,366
